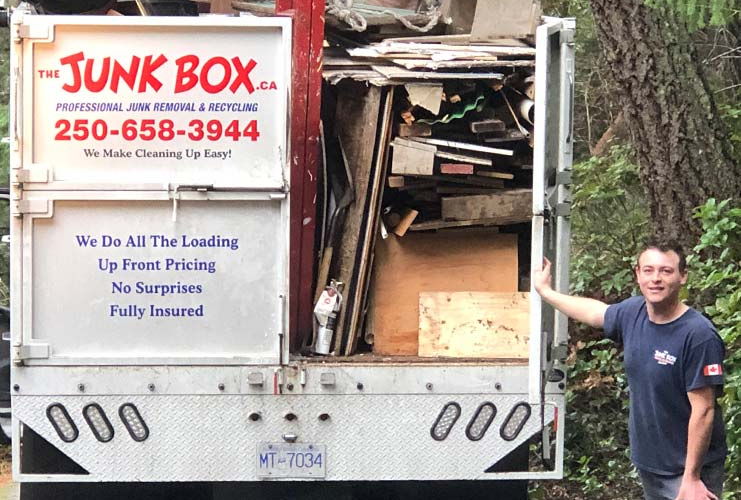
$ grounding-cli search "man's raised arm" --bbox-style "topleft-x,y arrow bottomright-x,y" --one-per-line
533,258 -> 609,329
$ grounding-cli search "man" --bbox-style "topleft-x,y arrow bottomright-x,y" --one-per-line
533,240 -> 726,500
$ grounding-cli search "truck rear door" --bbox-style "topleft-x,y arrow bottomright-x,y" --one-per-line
11,15 -> 292,366
530,17 -> 575,402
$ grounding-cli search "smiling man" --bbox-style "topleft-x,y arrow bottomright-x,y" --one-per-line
534,240 -> 727,500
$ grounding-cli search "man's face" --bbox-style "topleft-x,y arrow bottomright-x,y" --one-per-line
635,248 -> 687,306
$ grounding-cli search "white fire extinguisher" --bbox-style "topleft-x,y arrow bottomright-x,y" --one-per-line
313,280 -> 343,355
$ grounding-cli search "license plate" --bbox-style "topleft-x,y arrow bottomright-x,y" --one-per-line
256,443 -> 326,478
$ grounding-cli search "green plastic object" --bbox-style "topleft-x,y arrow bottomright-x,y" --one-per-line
417,94 -> 486,125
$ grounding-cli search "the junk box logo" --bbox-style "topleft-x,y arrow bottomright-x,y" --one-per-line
55,52 -> 278,94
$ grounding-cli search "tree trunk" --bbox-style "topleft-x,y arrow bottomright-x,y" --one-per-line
589,0 -> 741,250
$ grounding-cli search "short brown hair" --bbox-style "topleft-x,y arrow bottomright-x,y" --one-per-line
637,238 -> 687,272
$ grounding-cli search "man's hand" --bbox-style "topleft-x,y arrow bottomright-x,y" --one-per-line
533,258 -> 553,297
675,477 -> 718,500
531,257 -> 608,328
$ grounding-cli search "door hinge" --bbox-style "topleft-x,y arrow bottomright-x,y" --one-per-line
555,171 -> 572,186
17,23 -> 53,41
13,199 -> 50,216
13,342 -> 50,365
560,29 -> 574,44
554,202 -> 570,217
551,342 -> 569,362
14,167 -> 49,183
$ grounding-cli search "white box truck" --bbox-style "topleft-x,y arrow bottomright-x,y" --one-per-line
8,6 -> 574,497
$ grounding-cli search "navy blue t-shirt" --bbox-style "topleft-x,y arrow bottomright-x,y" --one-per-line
603,296 -> 727,474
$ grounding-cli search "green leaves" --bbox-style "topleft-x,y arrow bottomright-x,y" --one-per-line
570,145 -> 647,300
645,0 -> 736,30
687,199 -> 741,496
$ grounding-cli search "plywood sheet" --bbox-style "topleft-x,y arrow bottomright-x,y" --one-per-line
370,231 -> 518,355
419,292 -> 529,358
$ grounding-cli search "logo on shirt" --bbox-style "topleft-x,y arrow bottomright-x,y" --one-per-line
654,350 -> 677,366
703,364 -> 723,376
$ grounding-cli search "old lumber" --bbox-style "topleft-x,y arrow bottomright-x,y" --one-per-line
408,218 -> 502,231
470,0 -> 541,42
331,84 -> 387,354
441,188 -> 532,222
435,150 -> 492,166
408,174 -> 504,188
390,138 -> 436,175
418,292 -> 530,358
440,163 -> 474,175
398,123 -> 432,137
342,87 -> 396,356
409,137 -> 514,157
475,170 -> 515,180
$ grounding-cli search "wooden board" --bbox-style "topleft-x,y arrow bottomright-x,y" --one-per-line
390,138 -> 436,175
332,84 -> 385,353
343,87 -> 396,356
470,0 -> 541,41
442,188 -> 532,222
409,218 -> 502,231
370,231 -> 518,355
419,292 -> 530,358
382,33 -> 533,47
372,66 -> 505,81
440,163 -> 474,175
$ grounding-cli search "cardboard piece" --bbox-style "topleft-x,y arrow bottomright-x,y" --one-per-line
404,84 -> 443,115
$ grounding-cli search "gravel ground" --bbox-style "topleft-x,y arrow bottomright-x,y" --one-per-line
0,445 -> 17,500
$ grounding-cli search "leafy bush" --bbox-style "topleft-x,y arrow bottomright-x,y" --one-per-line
556,146 -> 647,498
686,199 -> 741,499
570,145 -> 648,301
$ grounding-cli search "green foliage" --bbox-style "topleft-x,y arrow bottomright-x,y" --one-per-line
536,145 -> 649,498
570,145 -> 648,300
562,338 -> 642,498
719,103 -> 741,150
645,0 -> 738,30
542,0 -> 617,161
686,199 -> 741,498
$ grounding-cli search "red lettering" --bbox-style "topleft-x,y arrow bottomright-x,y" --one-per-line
201,57 -> 231,94
229,57 -> 256,94
137,54 -> 167,93
110,56 -> 141,93
60,51 -> 85,92
83,57 -> 111,93
174,55 -> 199,93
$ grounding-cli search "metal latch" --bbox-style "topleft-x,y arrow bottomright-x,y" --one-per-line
170,184 -> 213,221
551,342 -> 569,362
560,29 -> 574,44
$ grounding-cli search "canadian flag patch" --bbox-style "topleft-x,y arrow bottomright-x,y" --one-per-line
703,364 -> 723,376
